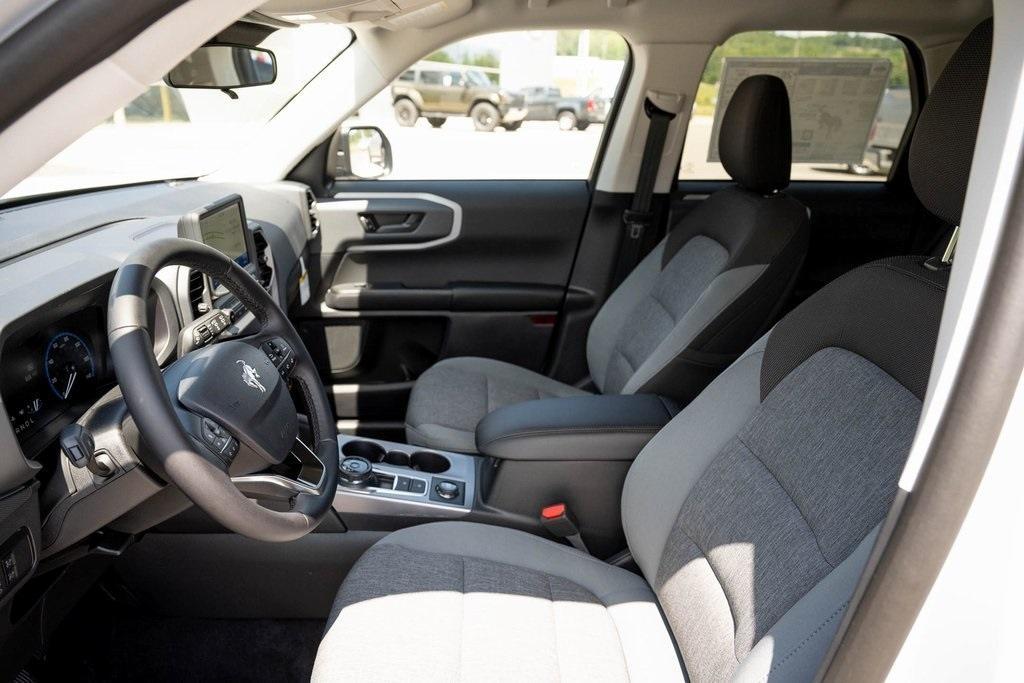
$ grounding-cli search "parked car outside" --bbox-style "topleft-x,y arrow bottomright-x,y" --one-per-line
521,86 -> 609,130
390,62 -> 527,131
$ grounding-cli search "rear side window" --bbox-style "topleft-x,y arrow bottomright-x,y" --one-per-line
679,31 -> 913,182
398,70 -> 415,82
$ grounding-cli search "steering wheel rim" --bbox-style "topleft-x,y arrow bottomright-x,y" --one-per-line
108,237 -> 339,541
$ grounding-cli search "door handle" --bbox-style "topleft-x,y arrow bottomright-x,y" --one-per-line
358,212 -> 423,234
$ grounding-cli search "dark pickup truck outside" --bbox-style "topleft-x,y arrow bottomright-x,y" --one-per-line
521,86 -> 609,130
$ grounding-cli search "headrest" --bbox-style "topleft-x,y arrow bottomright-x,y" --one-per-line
909,18 -> 992,225
718,74 -> 792,194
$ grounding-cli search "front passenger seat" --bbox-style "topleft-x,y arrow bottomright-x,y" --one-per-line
314,19 -> 991,681
406,74 -> 811,453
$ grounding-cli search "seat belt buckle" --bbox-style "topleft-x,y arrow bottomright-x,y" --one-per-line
540,503 -> 590,554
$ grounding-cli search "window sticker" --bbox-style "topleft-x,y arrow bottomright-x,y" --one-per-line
709,57 -> 892,165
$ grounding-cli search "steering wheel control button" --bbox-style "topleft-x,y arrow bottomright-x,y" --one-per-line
339,456 -> 375,487
2,553 -> 18,585
200,417 -> 238,460
261,338 -> 295,375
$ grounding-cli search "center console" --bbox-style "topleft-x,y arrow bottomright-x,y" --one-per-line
329,394 -> 677,557
332,435 -> 475,524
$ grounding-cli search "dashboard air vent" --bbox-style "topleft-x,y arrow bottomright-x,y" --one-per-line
306,187 -> 321,237
252,228 -> 273,290
187,269 -> 206,318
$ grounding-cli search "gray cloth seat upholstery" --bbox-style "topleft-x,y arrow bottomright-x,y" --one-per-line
316,19 -> 991,683
312,522 -> 684,682
406,74 -> 810,453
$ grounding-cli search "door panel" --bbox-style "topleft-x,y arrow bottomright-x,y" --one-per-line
297,180 -> 591,436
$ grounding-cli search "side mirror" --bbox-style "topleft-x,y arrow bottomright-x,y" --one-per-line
338,126 -> 393,180
165,43 -> 276,90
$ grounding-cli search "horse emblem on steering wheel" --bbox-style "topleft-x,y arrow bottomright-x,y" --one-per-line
236,360 -> 266,393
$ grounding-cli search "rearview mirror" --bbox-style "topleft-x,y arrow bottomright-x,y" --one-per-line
165,44 -> 276,89
338,127 -> 393,180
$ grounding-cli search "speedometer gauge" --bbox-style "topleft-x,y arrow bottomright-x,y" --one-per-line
44,332 -> 95,401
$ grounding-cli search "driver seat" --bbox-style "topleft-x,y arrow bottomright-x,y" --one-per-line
312,19 -> 990,682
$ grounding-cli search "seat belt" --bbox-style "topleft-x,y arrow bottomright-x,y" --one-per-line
613,91 -> 683,287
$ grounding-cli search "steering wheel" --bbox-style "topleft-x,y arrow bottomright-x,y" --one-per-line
107,238 -> 339,541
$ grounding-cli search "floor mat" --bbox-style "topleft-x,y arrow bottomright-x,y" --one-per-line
48,615 -> 324,682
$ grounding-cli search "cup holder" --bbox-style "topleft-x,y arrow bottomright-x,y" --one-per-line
341,440 -> 385,463
340,441 -> 450,474
410,451 -> 450,474
383,450 -> 411,467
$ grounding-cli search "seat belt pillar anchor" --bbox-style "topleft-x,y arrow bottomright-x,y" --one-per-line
622,209 -> 652,239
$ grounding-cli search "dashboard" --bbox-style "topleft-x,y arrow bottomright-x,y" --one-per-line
0,179 -> 315,556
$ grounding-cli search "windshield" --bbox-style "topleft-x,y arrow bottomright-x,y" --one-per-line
4,24 -> 353,200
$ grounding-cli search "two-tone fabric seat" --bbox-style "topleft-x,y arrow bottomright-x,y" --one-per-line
405,74 -> 810,453
314,18 -> 991,683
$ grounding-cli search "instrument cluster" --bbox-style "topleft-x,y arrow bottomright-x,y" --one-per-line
1,276 -> 178,460
1,307 -> 111,459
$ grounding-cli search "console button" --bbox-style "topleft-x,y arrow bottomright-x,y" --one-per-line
339,456 -> 375,487
409,478 -> 426,494
435,481 -> 459,500
394,476 -> 411,492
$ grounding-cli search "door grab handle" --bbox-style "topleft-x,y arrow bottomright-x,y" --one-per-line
359,212 -> 424,234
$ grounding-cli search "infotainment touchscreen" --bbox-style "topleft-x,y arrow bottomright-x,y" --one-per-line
177,194 -> 258,292
199,201 -> 250,268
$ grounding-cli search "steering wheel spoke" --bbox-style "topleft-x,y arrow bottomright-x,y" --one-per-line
232,472 -> 319,501
232,436 -> 330,507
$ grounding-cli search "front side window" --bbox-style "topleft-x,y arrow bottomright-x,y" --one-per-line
343,29 -> 628,181
680,31 -> 913,182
